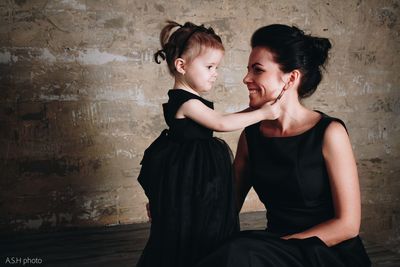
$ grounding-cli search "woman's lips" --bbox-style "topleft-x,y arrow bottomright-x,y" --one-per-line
249,89 -> 259,95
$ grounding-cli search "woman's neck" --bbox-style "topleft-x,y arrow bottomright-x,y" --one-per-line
263,92 -> 318,137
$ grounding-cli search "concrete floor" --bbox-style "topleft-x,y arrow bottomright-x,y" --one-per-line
1,212 -> 399,267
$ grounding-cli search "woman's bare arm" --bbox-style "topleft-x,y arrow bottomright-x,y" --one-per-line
282,121 -> 361,247
234,131 -> 253,212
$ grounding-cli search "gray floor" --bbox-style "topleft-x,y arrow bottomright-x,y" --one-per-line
1,212 -> 399,267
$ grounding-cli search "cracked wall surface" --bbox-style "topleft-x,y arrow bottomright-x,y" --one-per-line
0,0 -> 399,252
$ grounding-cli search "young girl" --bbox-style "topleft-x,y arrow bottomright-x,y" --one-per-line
136,21 -> 280,267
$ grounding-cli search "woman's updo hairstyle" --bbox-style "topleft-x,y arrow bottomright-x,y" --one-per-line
154,20 -> 224,76
251,24 -> 332,98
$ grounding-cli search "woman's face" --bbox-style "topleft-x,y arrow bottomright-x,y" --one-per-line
243,47 -> 288,108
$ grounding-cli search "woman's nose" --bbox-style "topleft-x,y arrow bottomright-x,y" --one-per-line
243,72 -> 251,84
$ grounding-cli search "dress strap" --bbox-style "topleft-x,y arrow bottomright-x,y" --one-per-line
315,111 -> 348,137
163,89 -> 213,126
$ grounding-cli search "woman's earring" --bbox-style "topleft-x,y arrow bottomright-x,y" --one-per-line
272,88 -> 285,104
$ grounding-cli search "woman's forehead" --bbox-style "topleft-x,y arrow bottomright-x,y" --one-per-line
249,47 -> 275,64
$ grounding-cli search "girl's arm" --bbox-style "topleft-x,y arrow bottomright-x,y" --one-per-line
176,99 -> 279,132
282,121 -> 361,247
234,131 -> 253,212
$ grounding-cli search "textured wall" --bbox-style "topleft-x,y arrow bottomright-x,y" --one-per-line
0,0 -> 399,251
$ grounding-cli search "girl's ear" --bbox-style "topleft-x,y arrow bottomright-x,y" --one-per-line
174,58 -> 186,75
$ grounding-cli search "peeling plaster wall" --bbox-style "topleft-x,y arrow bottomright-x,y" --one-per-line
0,0 -> 399,251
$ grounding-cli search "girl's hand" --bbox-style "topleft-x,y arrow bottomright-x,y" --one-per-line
259,100 -> 281,120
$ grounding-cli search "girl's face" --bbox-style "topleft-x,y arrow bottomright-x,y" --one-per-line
183,48 -> 223,93
243,47 -> 288,108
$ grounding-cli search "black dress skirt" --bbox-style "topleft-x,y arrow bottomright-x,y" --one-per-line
136,89 -> 239,267
195,112 -> 371,267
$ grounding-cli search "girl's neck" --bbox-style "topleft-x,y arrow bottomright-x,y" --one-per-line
173,80 -> 200,96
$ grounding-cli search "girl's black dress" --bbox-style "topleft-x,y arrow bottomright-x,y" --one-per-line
195,112 -> 371,267
136,89 -> 239,267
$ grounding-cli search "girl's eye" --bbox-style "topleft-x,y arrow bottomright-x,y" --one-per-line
208,66 -> 213,69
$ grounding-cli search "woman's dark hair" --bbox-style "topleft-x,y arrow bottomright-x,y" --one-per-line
251,24 -> 332,98
154,20 -> 224,76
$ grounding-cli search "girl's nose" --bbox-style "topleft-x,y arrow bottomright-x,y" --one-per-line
213,70 -> 218,77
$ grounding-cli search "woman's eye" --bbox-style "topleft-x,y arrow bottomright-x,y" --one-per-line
254,68 -> 264,74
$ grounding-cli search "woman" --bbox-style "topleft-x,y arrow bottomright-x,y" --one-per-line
195,24 -> 371,266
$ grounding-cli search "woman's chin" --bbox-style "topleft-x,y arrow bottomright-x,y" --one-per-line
249,96 -> 274,109
249,100 -> 265,109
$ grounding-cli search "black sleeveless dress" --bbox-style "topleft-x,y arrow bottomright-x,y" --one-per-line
195,112 -> 371,267
136,89 -> 239,267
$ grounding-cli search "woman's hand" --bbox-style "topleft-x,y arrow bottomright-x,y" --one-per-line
281,234 -> 301,240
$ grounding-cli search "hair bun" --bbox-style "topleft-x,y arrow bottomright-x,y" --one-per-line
307,36 -> 332,67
